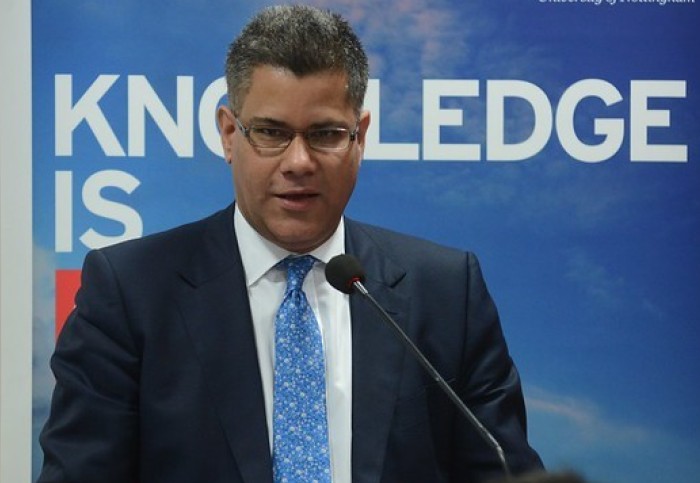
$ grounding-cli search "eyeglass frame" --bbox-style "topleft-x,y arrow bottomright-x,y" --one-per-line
234,116 -> 360,154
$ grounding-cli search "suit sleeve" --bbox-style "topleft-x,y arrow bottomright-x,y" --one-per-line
38,249 -> 141,482
451,252 -> 543,481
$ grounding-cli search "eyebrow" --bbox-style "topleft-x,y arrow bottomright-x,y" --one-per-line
246,116 -> 287,127
246,116 -> 351,130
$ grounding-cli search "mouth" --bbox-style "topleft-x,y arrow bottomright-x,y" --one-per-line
278,193 -> 318,201
275,191 -> 320,210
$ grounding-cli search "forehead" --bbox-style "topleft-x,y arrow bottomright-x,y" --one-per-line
238,66 -> 354,124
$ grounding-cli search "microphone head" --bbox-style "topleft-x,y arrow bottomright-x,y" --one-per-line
325,254 -> 366,294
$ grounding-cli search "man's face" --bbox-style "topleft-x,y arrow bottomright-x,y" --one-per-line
218,65 -> 370,253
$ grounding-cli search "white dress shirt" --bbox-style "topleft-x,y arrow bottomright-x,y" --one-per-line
234,206 -> 352,483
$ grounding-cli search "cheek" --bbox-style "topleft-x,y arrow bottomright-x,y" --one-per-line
231,146 -> 267,197
233,163 -> 261,200
344,157 -> 361,188
329,162 -> 359,207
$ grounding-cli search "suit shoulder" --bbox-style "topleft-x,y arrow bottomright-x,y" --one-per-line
346,218 -> 474,268
94,206 -> 231,270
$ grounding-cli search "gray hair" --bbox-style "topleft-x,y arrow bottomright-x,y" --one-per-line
225,5 -> 369,115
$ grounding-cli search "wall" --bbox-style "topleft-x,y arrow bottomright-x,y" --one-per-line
0,0 -> 32,481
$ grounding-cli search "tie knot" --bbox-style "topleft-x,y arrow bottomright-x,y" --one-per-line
281,255 -> 316,291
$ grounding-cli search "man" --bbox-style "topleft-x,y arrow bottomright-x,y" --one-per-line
39,5 -> 542,482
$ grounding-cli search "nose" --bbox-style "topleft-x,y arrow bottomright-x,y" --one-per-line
279,134 -> 316,175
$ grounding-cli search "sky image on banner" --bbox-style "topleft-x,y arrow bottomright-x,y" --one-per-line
32,1 -> 699,481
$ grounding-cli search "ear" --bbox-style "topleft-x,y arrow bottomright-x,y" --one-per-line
355,109 -> 371,151
217,105 -> 237,163
357,111 -> 371,157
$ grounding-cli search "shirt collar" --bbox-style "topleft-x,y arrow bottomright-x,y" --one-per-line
234,204 -> 346,288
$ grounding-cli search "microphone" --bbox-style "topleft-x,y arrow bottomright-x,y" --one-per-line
325,254 -> 512,480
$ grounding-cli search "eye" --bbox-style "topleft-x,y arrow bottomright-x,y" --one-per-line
252,127 -> 290,141
307,128 -> 346,145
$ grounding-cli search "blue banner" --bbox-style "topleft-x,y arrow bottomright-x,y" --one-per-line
32,1 -> 700,481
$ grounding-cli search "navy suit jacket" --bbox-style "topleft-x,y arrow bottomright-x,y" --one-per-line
39,204 -> 542,482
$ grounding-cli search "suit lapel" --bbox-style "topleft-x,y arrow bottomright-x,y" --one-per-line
346,221 -> 408,483
176,205 -> 273,483
171,211 -> 408,483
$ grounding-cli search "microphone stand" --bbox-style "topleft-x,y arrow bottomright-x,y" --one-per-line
352,280 -> 512,481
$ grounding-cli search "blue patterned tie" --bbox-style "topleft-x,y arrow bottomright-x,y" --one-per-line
273,255 -> 331,483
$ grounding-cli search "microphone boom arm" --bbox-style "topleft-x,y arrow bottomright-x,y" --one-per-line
352,280 -> 512,480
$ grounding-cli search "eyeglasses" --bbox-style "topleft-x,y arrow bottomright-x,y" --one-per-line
235,117 -> 358,154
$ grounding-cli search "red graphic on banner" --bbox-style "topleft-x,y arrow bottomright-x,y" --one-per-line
55,270 -> 81,338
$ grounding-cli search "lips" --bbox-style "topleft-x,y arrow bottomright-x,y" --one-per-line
275,190 -> 320,210
279,193 -> 317,201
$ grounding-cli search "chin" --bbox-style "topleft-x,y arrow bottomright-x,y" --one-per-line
274,231 -> 325,253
